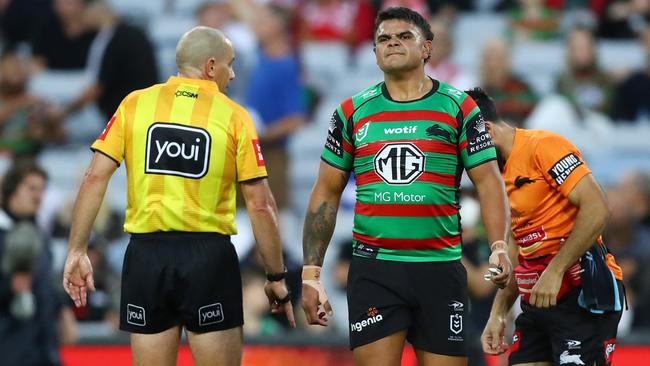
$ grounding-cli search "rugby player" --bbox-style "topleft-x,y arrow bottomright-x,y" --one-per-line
300,8 -> 511,366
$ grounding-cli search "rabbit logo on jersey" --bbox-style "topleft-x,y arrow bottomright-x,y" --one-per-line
145,123 -> 211,179
350,307 -> 383,332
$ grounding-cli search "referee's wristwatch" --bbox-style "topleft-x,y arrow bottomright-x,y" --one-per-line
266,266 -> 288,282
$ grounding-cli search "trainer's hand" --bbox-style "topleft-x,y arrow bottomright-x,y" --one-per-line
264,279 -> 296,328
300,265 -> 333,326
62,250 -> 95,307
529,267 -> 562,308
488,240 -> 512,289
481,315 -> 509,355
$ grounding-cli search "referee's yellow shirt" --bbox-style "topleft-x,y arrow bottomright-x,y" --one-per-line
91,76 -> 267,234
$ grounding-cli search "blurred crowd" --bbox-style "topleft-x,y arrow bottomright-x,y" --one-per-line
0,0 -> 647,365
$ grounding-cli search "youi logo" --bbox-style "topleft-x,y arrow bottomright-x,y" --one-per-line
199,303 -> 225,326
127,304 -> 146,326
145,123 -> 211,179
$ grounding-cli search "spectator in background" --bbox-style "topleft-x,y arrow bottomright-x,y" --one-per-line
0,161 -> 77,366
425,21 -> 477,90
66,0 -> 158,121
70,237 -> 120,329
612,22 -> 650,121
480,38 -> 537,127
555,26 -> 614,115
0,0 -> 52,50
239,245 -> 302,333
508,0 -> 560,41
241,268 -> 285,335
297,0 -> 375,49
0,52 -> 65,157
329,240 -> 352,335
605,171 -> 650,330
245,4 -> 305,210
459,192 -> 497,366
599,0 -> 650,39
31,0 -> 96,71
197,0 -> 257,102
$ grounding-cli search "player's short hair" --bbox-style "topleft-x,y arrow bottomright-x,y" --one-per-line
374,7 -> 434,43
465,87 -> 501,123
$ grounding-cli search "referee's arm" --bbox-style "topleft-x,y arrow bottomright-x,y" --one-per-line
240,177 -> 284,274
240,177 -> 296,327
63,152 -> 118,307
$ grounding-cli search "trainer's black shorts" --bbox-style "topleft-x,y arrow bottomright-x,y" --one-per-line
509,282 -> 623,366
347,256 -> 468,356
119,232 -> 243,334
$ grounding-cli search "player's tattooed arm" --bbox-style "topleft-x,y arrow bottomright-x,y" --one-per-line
302,161 -> 349,266
303,201 -> 339,266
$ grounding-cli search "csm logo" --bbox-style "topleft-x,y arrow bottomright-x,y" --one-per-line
127,304 -> 146,326
145,123 -> 211,179
373,143 -> 425,185
175,90 -> 198,98
199,303 -> 224,326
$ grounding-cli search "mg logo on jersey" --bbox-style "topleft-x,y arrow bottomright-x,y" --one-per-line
374,143 -> 425,185
145,123 -> 211,179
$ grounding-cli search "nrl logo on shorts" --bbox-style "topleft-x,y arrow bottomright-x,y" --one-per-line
449,314 -> 462,334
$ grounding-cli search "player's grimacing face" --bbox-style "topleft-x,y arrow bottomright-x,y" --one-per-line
375,19 -> 430,72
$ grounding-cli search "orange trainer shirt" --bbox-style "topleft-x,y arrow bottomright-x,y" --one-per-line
503,129 -> 622,280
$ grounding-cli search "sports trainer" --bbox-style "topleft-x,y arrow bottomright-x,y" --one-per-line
63,27 -> 295,366
471,88 -> 624,366
300,8 -> 511,366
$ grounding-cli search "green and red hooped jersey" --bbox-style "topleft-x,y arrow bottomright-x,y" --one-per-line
322,80 -> 497,262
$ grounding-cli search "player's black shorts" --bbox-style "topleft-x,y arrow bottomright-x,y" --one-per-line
119,232 -> 243,334
509,282 -> 623,366
347,256 -> 468,356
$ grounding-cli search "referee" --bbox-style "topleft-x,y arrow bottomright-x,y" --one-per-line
63,27 -> 295,366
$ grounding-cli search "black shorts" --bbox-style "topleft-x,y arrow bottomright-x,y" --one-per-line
119,232 -> 243,334
347,256 -> 468,356
509,283 -> 623,366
